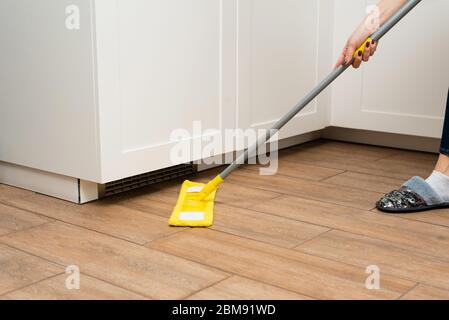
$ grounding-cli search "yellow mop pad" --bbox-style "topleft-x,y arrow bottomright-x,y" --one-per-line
168,176 -> 223,227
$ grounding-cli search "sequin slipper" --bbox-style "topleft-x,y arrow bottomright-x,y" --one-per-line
376,176 -> 449,213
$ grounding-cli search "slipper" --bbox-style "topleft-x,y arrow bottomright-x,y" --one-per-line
376,176 -> 449,213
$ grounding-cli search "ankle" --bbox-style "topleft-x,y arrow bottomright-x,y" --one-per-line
435,154 -> 449,173
426,171 -> 449,202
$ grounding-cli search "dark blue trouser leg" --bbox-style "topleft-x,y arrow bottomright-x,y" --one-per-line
439,89 -> 449,156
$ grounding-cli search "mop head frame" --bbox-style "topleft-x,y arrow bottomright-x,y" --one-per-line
168,179 -> 220,227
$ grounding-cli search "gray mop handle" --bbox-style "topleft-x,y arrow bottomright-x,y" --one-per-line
220,0 -> 422,179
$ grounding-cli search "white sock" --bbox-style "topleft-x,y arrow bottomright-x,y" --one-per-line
425,170 -> 449,202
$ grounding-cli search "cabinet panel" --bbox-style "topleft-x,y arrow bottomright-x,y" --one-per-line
117,0 -> 222,150
95,0 -> 236,182
237,0 -> 330,140
0,0 -> 100,181
331,0 -> 449,138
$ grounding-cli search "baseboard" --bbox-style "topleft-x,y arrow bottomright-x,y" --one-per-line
0,161 -> 99,203
322,126 -> 440,154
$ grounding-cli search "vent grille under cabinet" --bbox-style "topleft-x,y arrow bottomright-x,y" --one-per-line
99,163 -> 196,197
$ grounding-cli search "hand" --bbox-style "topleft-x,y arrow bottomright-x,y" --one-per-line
335,26 -> 378,69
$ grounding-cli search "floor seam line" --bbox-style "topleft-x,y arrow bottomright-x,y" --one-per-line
0,271 -> 65,298
318,170 -> 348,182
0,240 -> 155,299
390,214 -> 449,231
149,244 -> 320,300
163,228 -> 413,286
279,159 -> 429,181
143,228 -> 189,246
293,229 -> 333,249
181,275 -> 234,300
0,220 -> 55,240
0,201 -> 166,247
207,198 -> 449,265
220,180 -> 382,211
294,232 -> 449,292
295,225 -> 449,265
396,283 -> 420,300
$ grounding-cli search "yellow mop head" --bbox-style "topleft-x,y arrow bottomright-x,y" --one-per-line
168,175 -> 223,227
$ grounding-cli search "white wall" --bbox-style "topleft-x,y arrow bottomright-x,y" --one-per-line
331,0 -> 449,138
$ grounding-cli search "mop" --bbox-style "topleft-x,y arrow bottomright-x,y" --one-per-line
169,0 -> 422,227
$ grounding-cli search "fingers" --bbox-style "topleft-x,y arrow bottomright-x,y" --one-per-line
353,40 -> 379,68
338,39 -> 379,69
352,50 -> 363,68
370,40 -> 378,56
362,41 -> 371,62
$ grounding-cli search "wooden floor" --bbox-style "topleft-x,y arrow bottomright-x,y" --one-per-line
1,139 -> 449,300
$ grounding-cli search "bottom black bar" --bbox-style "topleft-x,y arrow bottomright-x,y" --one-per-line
1,300 -> 446,319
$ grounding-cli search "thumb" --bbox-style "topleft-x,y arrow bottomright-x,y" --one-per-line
344,44 -> 357,65
334,53 -> 345,69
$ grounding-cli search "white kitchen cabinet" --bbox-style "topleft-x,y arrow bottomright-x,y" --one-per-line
331,0 -> 449,138
0,0 -> 100,183
95,0 -> 333,181
1,0 -> 330,202
95,0 -> 236,182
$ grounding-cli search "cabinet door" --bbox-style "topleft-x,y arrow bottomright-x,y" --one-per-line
236,0 -> 332,141
0,0 -> 100,182
331,0 -> 449,138
95,0 -> 237,182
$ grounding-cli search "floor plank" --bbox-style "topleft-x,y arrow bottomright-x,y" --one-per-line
283,140 -> 399,161
0,203 -> 52,237
149,229 -> 415,300
0,190 -> 181,245
225,168 -> 382,210
400,284 -> 449,300
120,194 -> 176,219
119,180 -> 281,211
120,195 -> 329,248
187,276 -> 311,300
380,151 -> 438,167
0,140 -> 445,300
322,171 -> 403,194
297,230 -> 449,291
281,145 -> 434,180
0,184 -> 33,204
0,222 -> 228,299
0,243 -> 62,295
251,195 -> 449,261
245,161 -> 344,182
211,204 -> 329,248
210,181 -> 281,209
1,273 -> 146,300
396,208 -> 449,228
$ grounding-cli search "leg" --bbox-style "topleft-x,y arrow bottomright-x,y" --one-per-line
377,89 -> 449,213
437,88 -> 449,173
434,154 -> 449,173
426,89 -> 449,200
